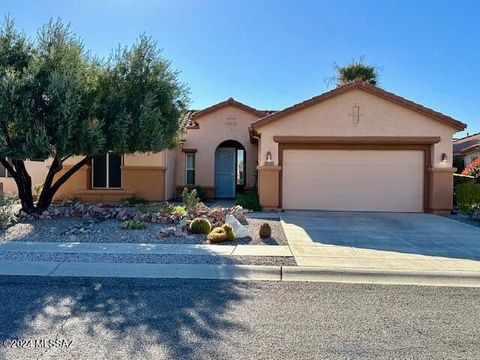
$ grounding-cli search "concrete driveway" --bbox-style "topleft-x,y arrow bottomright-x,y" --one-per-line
281,211 -> 480,273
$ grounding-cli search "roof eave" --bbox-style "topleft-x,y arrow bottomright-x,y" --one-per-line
251,80 -> 467,131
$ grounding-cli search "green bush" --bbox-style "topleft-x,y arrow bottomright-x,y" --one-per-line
235,191 -> 261,211
189,217 -> 212,234
454,174 -> 475,187
453,174 -> 475,205
222,223 -> 236,241
182,187 -> 200,213
120,220 -> 147,230
258,223 -> 272,238
124,196 -> 148,205
455,183 -> 480,220
0,193 -> 20,228
207,227 -> 229,243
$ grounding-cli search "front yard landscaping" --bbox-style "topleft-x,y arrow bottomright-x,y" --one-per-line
1,200 -> 287,246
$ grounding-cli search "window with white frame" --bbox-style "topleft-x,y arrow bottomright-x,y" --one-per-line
185,153 -> 195,185
92,153 -> 122,189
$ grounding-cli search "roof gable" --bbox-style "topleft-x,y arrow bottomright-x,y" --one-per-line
190,98 -> 266,122
251,79 -> 466,131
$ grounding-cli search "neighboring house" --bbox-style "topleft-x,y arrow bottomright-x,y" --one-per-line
453,132 -> 480,171
0,79 -> 467,213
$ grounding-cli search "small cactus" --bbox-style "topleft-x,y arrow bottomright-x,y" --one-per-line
259,223 -> 271,238
189,217 -> 212,234
222,223 -> 236,241
120,220 -> 147,230
207,227 -> 228,243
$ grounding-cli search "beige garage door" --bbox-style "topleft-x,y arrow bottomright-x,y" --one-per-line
282,149 -> 424,212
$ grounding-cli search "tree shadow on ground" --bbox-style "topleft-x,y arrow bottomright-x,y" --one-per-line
0,277 -> 250,359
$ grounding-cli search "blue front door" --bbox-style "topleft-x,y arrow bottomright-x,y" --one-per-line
215,147 -> 236,198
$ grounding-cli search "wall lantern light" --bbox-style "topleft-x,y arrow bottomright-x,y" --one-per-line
441,153 -> 448,162
265,151 -> 274,165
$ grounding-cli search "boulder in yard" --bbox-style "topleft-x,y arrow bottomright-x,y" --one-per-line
225,214 -> 249,238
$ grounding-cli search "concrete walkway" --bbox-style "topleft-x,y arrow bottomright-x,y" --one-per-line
0,241 -> 293,257
281,211 -> 480,274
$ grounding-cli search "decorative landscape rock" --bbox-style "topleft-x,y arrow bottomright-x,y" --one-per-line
16,200 -> 246,239
225,214 -> 249,238
64,219 -> 99,235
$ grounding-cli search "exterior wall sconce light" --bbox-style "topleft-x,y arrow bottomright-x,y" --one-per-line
441,153 -> 448,162
265,151 -> 274,165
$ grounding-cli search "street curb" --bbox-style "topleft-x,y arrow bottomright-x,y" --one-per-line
282,267 -> 480,287
0,261 -> 282,282
0,261 -> 479,287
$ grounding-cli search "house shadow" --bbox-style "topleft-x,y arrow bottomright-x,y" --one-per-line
282,211 -> 480,261
0,277 -> 250,359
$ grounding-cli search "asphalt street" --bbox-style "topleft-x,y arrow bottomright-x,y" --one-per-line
0,277 -> 478,359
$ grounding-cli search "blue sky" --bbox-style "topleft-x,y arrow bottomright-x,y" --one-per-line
1,0 -> 479,135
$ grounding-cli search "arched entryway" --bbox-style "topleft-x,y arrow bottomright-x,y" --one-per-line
215,140 -> 246,198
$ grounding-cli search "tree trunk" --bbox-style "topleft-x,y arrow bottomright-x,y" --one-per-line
35,157 -> 62,213
35,156 -> 92,213
1,156 -> 91,215
9,160 -> 35,213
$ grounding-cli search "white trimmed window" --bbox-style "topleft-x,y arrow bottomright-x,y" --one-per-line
92,153 -> 123,189
185,153 -> 195,185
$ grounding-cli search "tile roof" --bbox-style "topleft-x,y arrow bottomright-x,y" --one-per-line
453,132 -> 480,155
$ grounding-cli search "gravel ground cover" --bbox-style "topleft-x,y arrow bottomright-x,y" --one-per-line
0,251 -> 296,266
1,216 -> 287,245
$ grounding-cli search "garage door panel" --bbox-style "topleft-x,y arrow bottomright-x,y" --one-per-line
282,149 -> 424,212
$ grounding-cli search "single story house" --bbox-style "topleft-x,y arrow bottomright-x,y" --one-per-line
1,79 -> 466,213
453,132 -> 480,171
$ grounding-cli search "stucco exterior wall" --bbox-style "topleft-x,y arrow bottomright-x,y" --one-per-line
165,148 -> 177,200
178,105 -> 260,191
0,160 -> 49,196
54,151 -> 169,202
256,89 -> 457,168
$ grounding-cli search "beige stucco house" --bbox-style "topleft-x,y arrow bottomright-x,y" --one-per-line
1,79 -> 466,213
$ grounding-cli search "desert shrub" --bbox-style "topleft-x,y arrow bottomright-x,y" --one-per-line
120,220 -> 148,230
182,187 -> 200,213
189,217 -> 212,234
259,223 -> 272,238
235,191 -> 261,211
136,202 -> 186,216
124,196 -> 148,205
222,223 -> 236,241
170,205 -> 187,216
207,227 -> 229,243
136,204 -> 166,214
0,193 -> 20,228
455,183 -> 480,220
33,183 -> 44,200
184,185 -> 207,201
